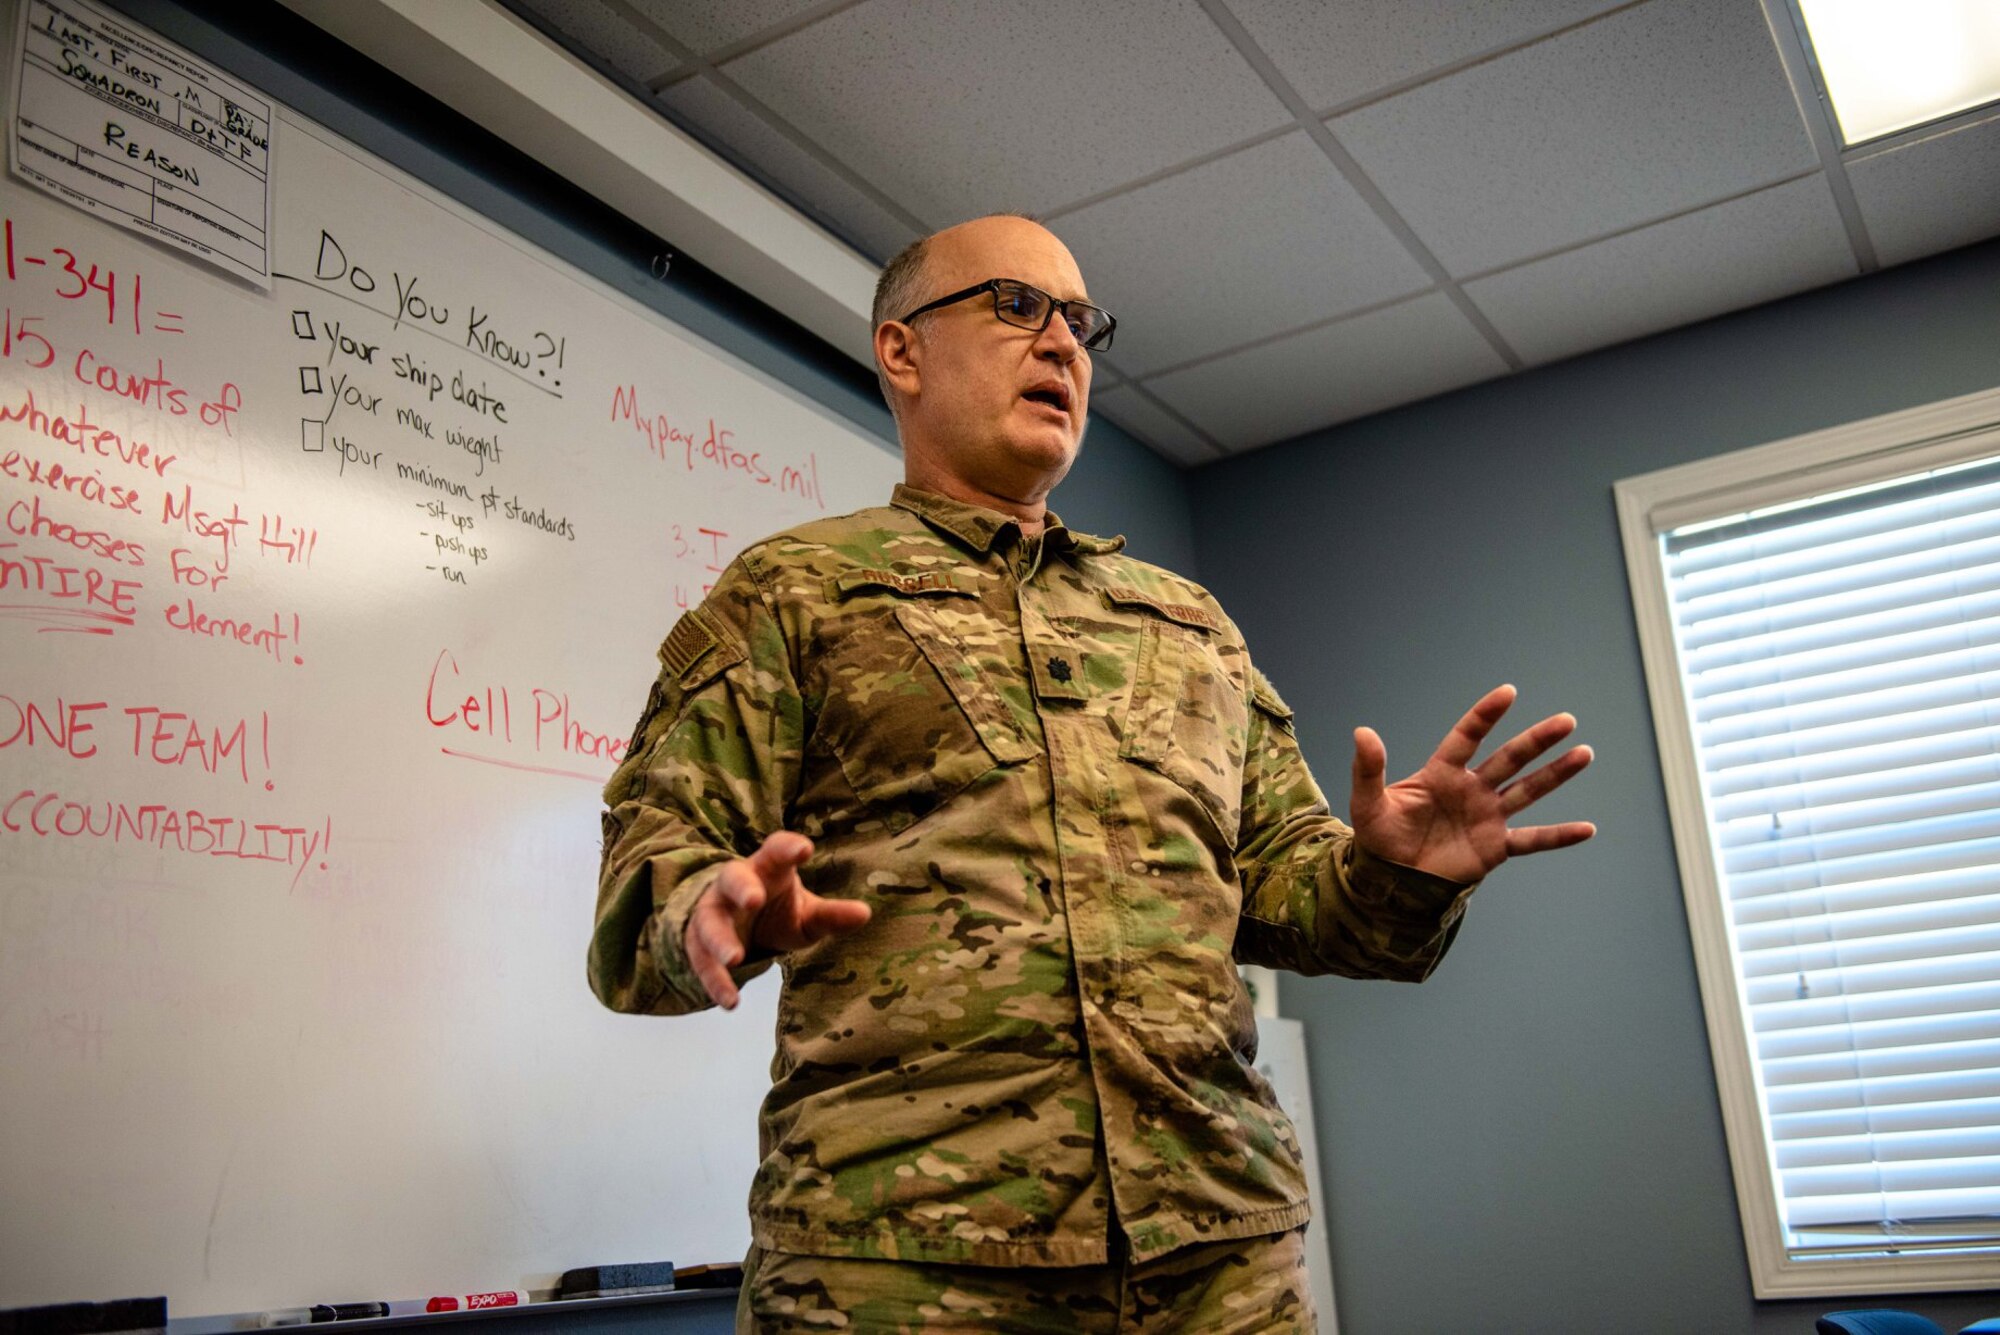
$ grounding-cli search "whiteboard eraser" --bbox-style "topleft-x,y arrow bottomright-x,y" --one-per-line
555,1263 -> 674,1300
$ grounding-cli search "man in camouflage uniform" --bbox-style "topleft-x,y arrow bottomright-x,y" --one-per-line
592,215 -> 1595,1333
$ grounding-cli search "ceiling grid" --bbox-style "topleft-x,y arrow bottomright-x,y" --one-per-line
652,0 -> 870,78
1195,0 -> 1529,375
599,0 -> 932,239
1759,0 -> 1881,271
500,0 -> 2000,461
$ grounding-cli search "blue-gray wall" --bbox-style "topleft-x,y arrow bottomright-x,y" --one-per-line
1194,236 -> 2000,1334
1066,414 -> 1199,575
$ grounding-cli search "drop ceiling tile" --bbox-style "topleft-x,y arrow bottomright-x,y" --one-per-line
659,75 -> 920,262
1848,113 -> 2000,267
512,0 -> 680,84
1091,385 -> 1221,466
719,0 -> 1291,224
1144,294 -> 1509,451
1330,0 -> 1816,276
1226,0 -> 1627,111
622,0 -> 837,56
1052,132 -> 1432,377
1464,174 -> 1858,366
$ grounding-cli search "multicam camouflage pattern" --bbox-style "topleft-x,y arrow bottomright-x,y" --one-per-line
593,485 -> 1472,1268
737,1227 -> 1314,1333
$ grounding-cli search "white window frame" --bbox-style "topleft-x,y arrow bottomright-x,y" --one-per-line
1615,383 -> 2000,1299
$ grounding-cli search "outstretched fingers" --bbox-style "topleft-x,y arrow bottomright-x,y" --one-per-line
690,851 -> 787,1010
748,830 -> 814,883
1432,684 -> 1518,768
1497,743 -> 1595,815
686,874 -> 755,1010
1350,685 -> 1596,874
800,895 -> 872,943
688,832 -> 873,1010
1504,821 -> 1598,857
1474,712 -> 1578,786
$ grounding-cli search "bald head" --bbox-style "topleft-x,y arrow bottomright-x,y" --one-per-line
873,213 -> 1054,408
922,215 -> 1085,298
869,214 -> 1097,525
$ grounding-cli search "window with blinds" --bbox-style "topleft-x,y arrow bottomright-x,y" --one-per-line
1616,388 -> 2000,1297
1664,456 -> 2000,1266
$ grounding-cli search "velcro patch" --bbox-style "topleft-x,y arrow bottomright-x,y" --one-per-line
1103,586 -> 1222,632
832,568 -> 975,599
658,608 -> 719,678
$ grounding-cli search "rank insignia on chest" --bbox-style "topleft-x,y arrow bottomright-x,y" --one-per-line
1031,646 -> 1088,701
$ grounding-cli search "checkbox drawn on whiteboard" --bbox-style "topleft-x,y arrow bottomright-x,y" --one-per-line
292,310 -> 315,339
301,418 -> 326,453
299,366 -> 322,393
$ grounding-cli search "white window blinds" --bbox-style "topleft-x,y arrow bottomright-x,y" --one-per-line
1663,455 -> 2000,1261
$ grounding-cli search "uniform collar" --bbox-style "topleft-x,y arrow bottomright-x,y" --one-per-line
891,483 -> 1125,559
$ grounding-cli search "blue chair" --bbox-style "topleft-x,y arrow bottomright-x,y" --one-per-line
1957,1320 -> 2000,1334
1817,1314 -> 1944,1335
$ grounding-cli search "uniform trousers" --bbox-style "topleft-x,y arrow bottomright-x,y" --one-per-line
736,1226 -> 1315,1334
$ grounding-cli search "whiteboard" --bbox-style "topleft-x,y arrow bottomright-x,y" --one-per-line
0,25 -> 901,1314
1253,1018 -> 1339,1334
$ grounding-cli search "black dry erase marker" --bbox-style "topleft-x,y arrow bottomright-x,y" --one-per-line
311,1304 -> 388,1323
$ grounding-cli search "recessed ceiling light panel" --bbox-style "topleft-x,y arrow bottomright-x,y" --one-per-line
1798,0 -> 2000,144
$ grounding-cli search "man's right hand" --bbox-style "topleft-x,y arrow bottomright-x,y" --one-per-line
684,831 -> 872,1009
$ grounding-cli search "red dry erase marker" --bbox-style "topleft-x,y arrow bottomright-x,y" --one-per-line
425,1292 -> 528,1313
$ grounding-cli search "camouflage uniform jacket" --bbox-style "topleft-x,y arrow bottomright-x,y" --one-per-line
592,484 -> 1474,1267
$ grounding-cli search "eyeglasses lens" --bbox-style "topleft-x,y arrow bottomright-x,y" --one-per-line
1070,307 -> 1112,349
992,282 -> 1113,350
992,283 -> 1048,330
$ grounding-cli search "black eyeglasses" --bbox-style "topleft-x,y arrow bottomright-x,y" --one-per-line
896,278 -> 1117,351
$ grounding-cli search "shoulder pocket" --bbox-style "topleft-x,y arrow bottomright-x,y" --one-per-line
605,610 -> 747,808
659,605 -> 747,689
1109,590 -> 1249,847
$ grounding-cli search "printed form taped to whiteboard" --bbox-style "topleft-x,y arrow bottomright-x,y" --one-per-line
8,0 -> 275,285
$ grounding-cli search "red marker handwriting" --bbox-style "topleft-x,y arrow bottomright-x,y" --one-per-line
163,596 -> 305,668
0,786 -> 332,890
428,650 -> 628,780
2,388 -> 179,481
122,706 -> 275,786
0,695 -> 108,758
609,383 -> 825,509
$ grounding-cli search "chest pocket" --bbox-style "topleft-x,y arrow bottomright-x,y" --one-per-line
1110,588 -> 1251,847
815,575 -> 1035,833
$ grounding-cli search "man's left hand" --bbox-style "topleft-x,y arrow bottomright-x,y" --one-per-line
1350,683 -> 1596,885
